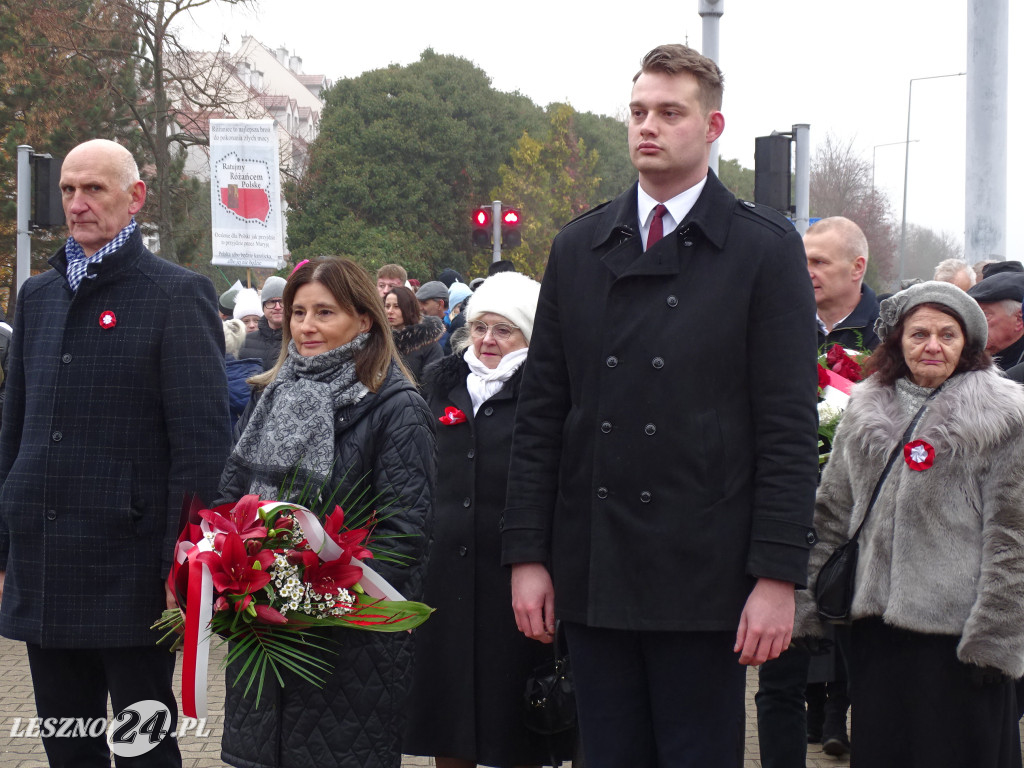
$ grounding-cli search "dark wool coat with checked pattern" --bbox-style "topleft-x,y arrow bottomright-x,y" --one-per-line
0,229 -> 232,647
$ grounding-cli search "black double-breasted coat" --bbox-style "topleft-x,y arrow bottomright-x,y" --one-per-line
405,354 -> 569,766
501,172 -> 820,632
0,230 -> 232,647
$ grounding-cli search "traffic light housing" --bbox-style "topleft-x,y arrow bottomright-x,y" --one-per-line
501,208 -> 521,249
471,207 -> 491,249
754,135 -> 791,212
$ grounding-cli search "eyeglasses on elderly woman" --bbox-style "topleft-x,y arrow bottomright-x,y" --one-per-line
469,320 -> 520,342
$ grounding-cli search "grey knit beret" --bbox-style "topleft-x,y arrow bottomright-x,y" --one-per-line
875,280 -> 988,349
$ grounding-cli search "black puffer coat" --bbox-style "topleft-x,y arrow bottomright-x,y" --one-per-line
392,316 -> 443,384
404,354 -> 572,766
216,363 -> 436,768
239,315 -> 283,371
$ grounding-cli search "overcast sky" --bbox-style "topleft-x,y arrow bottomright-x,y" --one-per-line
183,0 -> 1020,262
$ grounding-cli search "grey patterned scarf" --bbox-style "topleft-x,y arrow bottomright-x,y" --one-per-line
233,334 -> 370,499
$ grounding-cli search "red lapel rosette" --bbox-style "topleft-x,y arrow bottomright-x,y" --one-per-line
99,310 -> 116,329
439,406 -> 467,425
903,439 -> 935,471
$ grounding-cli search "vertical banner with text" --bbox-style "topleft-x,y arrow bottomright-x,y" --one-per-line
210,119 -> 285,268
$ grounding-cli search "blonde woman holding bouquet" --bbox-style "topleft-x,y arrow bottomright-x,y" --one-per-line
215,258 -> 435,768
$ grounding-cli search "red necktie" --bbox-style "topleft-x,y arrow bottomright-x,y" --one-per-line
647,204 -> 668,250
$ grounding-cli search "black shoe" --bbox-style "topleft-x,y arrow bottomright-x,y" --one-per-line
822,736 -> 850,757
807,730 -> 822,744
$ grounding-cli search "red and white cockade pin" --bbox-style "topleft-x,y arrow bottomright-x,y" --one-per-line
903,439 -> 935,471
439,406 -> 467,425
99,310 -> 117,329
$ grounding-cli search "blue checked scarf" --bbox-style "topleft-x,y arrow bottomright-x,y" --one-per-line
65,219 -> 137,292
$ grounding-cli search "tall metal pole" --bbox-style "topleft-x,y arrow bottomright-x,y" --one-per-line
698,0 -> 723,175
898,72 -> 965,282
792,124 -> 810,236
16,145 -> 33,296
965,0 -> 1008,264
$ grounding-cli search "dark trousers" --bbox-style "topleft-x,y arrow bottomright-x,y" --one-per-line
755,644 -> 811,768
26,643 -> 181,768
564,622 -> 746,768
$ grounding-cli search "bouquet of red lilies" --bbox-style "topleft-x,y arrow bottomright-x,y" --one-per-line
154,494 -> 432,717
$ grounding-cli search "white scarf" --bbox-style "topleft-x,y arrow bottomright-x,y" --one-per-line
463,346 -> 528,414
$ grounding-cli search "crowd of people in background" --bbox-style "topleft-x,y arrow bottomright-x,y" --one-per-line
3,41 -> 1024,768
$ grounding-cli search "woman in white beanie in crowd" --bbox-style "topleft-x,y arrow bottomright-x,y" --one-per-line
232,287 -> 263,333
405,271 -> 573,768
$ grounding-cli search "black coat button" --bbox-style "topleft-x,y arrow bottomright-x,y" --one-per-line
61,353 -> 72,364
806,530 -> 818,545
640,491 -> 652,503
458,546 -> 468,557
606,356 -> 618,368
463,497 -> 471,508
682,240 -> 693,247
467,449 -> 475,459
652,357 -> 664,369
666,296 -> 678,308
596,487 -> 608,499
46,509 -> 57,521
483,407 -> 494,416
51,431 -> 62,442
600,421 -> 612,434
644,423 -> 656,436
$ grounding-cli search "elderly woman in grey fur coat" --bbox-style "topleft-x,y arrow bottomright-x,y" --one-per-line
798,281 -> 1024,767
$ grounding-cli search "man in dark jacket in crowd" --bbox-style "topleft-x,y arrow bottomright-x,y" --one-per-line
0,139 -> 231,766
807,216 -> 880,352
239,275 -> 285,370
968,272 -> 1024,370
501,44 -> 819,767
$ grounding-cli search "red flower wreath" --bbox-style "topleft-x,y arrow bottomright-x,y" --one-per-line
99,310 -> 117,329
903,439 -> 935,471
439,407 -> 467,426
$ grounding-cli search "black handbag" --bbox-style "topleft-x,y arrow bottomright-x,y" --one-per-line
523,623 -> 577,736
815,386 -> 942,622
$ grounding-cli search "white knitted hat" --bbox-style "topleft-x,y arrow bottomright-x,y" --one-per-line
233,288 -> 263,321
466,271 -> 541,343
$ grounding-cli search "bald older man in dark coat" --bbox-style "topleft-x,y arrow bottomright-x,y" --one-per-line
0,139 -> 231,766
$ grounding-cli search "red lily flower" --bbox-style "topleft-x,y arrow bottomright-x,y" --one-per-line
303,559 -> 362,597
254,604 -> 288,625
199,495 -> 268,547
323,506 -> 373,561
196,532 -> 274,597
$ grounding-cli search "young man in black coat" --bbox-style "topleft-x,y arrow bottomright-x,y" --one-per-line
501,45 -> 819,767
0,139 -> 231,766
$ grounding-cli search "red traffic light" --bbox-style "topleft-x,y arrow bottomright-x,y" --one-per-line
472,207 -> 490,228
502,209 -> 520,226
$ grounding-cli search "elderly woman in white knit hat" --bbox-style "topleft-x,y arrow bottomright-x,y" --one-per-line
232,287 -> 263,333
797,280 -> 1024,767
405,271 -> 573,768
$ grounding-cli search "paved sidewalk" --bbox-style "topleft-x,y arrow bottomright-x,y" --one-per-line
0,633 -> 850,767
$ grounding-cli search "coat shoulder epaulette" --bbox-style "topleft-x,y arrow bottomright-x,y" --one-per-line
733,199 -> 795,238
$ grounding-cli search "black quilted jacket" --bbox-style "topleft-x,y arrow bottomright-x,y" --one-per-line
216,364 -> 436,768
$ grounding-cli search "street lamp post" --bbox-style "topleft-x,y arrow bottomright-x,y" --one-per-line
899,72 -> 966,283
872,140 -> 918,193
